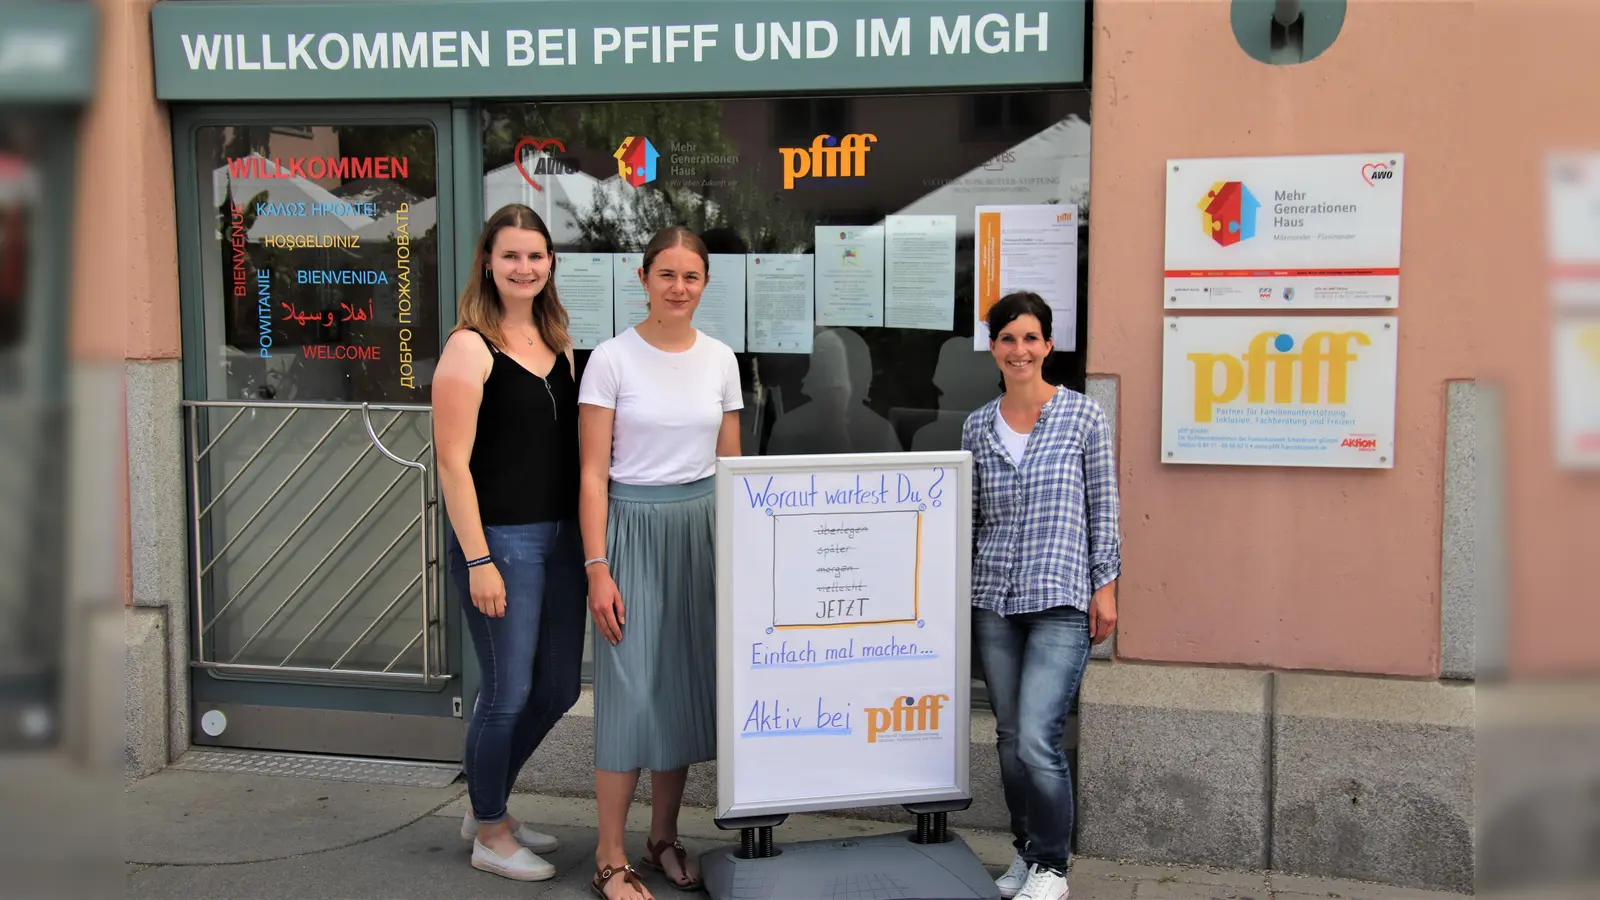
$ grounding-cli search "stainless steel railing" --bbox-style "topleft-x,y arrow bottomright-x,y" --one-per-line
182,400 -> 445,687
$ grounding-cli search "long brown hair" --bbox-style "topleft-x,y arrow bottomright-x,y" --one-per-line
453,204 -> 570,353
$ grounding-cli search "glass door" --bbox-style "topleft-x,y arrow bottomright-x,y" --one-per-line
174,105 -> 462,761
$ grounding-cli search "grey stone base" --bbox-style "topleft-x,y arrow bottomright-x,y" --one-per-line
1076,661 -> 1474,894
1077,664 -> 1271,870
125,606 -> 169,779
124,359 -> 189,771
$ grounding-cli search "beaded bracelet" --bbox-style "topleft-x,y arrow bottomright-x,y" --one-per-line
465,554 -> 493,568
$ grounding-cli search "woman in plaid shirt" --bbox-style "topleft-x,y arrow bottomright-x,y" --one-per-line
961,291 -> 1122,900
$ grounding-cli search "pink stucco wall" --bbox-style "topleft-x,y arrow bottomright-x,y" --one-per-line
90,0 -> 181,363
83,0 -> 179,607
1088,1 -> 1477,676
1480,0 -> 1600,677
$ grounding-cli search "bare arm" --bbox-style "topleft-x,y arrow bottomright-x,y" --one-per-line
716,410 -> 742,458
579,401 -> 626,644
433,330 -> 493,559
577,403 -> 616,565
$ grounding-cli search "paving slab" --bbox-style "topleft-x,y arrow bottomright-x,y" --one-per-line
125,768 -> 465,865
123,769 -> 1475,899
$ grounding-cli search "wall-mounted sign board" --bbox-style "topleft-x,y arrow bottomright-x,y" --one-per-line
1160,315 -> 1399,469
1164,153 -> 1406,310
0,3 -> 98,104
151,0 -> 1087,101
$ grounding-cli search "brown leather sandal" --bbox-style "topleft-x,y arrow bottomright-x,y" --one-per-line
641,837 -> 703,891
591,862 -> 649,900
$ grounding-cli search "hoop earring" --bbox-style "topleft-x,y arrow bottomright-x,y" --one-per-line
484,268 -> 491,279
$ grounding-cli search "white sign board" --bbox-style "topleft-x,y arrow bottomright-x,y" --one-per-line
1554,317 -> 1600,468
1547,153 -> 1600,309
715,452 -> 972,819
1161,315 -> 1399,468
1164,153 -> 1405,309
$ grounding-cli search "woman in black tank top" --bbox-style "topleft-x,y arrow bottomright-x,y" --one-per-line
432,205 -> 583,882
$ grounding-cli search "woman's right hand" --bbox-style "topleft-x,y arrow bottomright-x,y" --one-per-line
469,563 -> 507,618
588,568 -> 625,645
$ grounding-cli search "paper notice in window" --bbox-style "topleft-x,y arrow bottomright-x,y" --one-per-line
698,253 -> 747,351
884,215 -> 956,331
612,253 -> 647,335
553,253 -> 614,350
973,204 -> 1079,351
815,225 -> 885,327
747,254 -> 815,354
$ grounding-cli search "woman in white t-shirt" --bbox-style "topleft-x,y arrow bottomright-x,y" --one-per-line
577,226 -> 742,899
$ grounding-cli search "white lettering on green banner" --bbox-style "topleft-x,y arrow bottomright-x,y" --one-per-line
152,1 -> 1085,100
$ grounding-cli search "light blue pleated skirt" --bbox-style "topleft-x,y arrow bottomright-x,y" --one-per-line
593,477 -> 717,772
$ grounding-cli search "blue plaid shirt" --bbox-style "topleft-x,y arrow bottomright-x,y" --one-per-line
962,388 -> 1122,616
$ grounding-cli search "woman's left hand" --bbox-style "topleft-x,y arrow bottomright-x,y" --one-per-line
1089,584 -> 1118,644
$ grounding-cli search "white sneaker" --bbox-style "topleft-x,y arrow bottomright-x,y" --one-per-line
461,811 -> 560,853
470,839 -> 556,881
996,853 -> 1031,898
1015,864 -> 1069,900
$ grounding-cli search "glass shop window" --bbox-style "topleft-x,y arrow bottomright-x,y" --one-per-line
0,123 -> 40,393
480,90 -> 1090,457
192,122 -> 441,403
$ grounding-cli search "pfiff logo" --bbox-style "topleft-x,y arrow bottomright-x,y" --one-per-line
864,693 -> 948,744
779,133 -> 876,190
1199,181 -> 1260,247
1186,329 -> 1372,422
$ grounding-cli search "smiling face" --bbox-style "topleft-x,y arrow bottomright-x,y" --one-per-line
486,226 -> 552,306
639,244 -> 707,321
991,313 -> 1053,386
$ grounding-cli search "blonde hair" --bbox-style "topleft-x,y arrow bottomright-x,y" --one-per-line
453,204 -> 570,353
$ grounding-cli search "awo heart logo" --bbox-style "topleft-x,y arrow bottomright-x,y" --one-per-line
1361,161 -> 1395,186
513,137 -> 568,192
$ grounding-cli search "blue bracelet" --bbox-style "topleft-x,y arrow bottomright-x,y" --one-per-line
465,554 -> 493,568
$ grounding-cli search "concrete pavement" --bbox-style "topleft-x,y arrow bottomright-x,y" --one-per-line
124,766 -> 1473,899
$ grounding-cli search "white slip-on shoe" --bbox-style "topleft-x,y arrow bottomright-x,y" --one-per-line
470,839 -> 556,882
996,852 -> 1030,898
461,811 -> 560,853
1015,864 -> 1069,900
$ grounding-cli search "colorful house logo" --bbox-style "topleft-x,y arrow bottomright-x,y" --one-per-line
1198,181 -> 1261,247
613,136 -> 658,187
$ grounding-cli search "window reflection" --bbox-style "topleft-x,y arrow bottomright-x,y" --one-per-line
481,91 -> 1090,461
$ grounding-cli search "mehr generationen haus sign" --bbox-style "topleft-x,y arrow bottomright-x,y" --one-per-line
150,0 -> 1087,101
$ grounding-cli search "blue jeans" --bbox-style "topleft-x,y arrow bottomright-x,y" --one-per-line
450,519 -> 586,824
974,604 -> 1092,873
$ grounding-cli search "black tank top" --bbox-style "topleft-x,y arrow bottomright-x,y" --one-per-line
466,329 -> 580,526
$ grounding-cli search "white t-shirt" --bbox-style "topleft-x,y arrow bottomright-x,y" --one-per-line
578,327 -> 744,485
994,407 -> 1029,466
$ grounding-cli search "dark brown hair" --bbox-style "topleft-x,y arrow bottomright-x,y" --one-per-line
986,290 -> 1053,343
642,225 -> 710,277
453,204 -> 570,353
